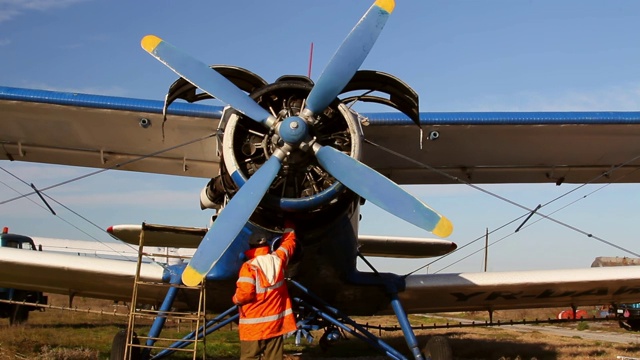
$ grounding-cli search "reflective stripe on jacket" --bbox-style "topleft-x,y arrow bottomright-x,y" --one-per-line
232,225 -> 297,341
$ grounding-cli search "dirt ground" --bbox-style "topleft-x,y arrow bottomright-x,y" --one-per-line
1,295 -> 639,359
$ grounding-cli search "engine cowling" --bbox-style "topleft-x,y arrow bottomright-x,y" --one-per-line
200,78 -> 364,231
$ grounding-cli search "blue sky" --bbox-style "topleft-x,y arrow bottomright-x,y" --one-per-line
1,0 -> 640,274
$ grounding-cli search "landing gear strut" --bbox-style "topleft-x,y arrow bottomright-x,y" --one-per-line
289,279 -> 451,360
9,303 -> 29,325
111,273 -> 450,359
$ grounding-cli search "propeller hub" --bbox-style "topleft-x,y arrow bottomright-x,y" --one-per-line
279,116 -> 308,146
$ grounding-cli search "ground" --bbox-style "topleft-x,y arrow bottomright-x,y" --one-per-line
0,295 -> 639,359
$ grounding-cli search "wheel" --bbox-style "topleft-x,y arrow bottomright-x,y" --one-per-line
110,329 -> 141,360
423,335 -> 453,360
621,319 -> 640,332
9,304 -> 29,326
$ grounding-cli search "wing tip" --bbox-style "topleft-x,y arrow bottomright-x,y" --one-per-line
181,266 -> 205,287
141,35 -> 162,52
432,216 -> 453,238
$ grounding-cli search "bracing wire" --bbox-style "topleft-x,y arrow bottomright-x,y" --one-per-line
0,132 -> 218,206
0,131 -> 219,265
361,139 -> 640,276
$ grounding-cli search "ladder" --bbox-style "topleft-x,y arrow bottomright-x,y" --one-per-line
124,223 -> 207,360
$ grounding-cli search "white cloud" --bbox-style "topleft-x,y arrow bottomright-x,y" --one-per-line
0,0 -> 89,24
0,8 -> 18,23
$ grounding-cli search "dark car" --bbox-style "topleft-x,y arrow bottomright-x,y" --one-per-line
0,229 -> 48,325
610,303 -> 640,331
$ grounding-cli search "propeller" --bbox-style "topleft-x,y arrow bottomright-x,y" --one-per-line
142,0 -> 452,287
303,0 -> 395,116
313,145 -> 452,237
182,151 -> 286,286
141,35 -> 277,127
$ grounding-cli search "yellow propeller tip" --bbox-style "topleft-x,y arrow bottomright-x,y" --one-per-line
432,216 -> 453,238
375,0 -> 395,13
141,35 -> 162,52
181,266 -> 204,287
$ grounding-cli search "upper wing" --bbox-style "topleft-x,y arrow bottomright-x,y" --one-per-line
397,266 -> 640,313
0,86 -> 221,178
3,86 -> 640,184
362,112 -> 640,184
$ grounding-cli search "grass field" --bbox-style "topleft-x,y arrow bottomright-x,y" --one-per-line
1,295 -> 639,359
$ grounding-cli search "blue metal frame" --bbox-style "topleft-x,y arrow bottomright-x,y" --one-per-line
292,296 -> 407,360
289,279 -> 425,360
3,85 -> 640,126
138,268 -> 240,360
138,276 -> 426,359
389,292 -> 423,360
0,86 -> 222,119
140,273 -> 183,359
150,306 -> 239,360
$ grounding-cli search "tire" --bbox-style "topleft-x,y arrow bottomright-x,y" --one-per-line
9,305 -> 29,326
110,329 -> 141,360
423,335 -> 453,360
625,319 -> 640,332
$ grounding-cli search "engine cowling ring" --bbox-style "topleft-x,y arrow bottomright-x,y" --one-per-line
220,80 -> 363,213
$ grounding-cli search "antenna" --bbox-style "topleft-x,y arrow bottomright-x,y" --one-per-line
307,42 -> 314,78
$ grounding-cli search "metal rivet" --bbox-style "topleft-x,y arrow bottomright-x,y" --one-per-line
139,118 -> 151,128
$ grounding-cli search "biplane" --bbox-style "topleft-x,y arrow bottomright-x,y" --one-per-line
2,1 -> 640,359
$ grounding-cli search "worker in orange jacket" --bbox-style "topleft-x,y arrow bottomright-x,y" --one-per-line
232,220 -> 298,360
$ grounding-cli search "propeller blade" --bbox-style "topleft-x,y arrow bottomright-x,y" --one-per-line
305,0 -> 395,115
141,35 -> 275,126
182,154 -> 283,286
315,145 -> 452,238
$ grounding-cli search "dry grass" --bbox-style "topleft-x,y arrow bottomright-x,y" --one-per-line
413,327 -> 639,360
0,295 -> 638,359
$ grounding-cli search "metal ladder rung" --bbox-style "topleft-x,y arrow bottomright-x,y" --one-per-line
124,222 -> 207,360
127,343 -> 200,352
134,280 -> 202,290
136,335 -> 199,343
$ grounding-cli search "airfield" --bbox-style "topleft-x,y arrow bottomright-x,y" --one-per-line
3,1 -> 640,359
1,294 -> 639,359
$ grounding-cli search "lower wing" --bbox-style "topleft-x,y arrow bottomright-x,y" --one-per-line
2,246 -> 638,314
398,267 -> 640,313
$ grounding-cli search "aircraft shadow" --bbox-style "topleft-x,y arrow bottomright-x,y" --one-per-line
290,331 -> 556,359
419,332 -> 557,359
25,322 -> 126,330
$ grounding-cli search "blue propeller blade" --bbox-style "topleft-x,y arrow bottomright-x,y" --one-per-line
141,35 -> 275,126
182,155 -> 283,286
305,0 -> 395,115
315,145 -> 453,238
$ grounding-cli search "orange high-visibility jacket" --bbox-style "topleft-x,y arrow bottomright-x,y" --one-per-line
232,224 -> 297,341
